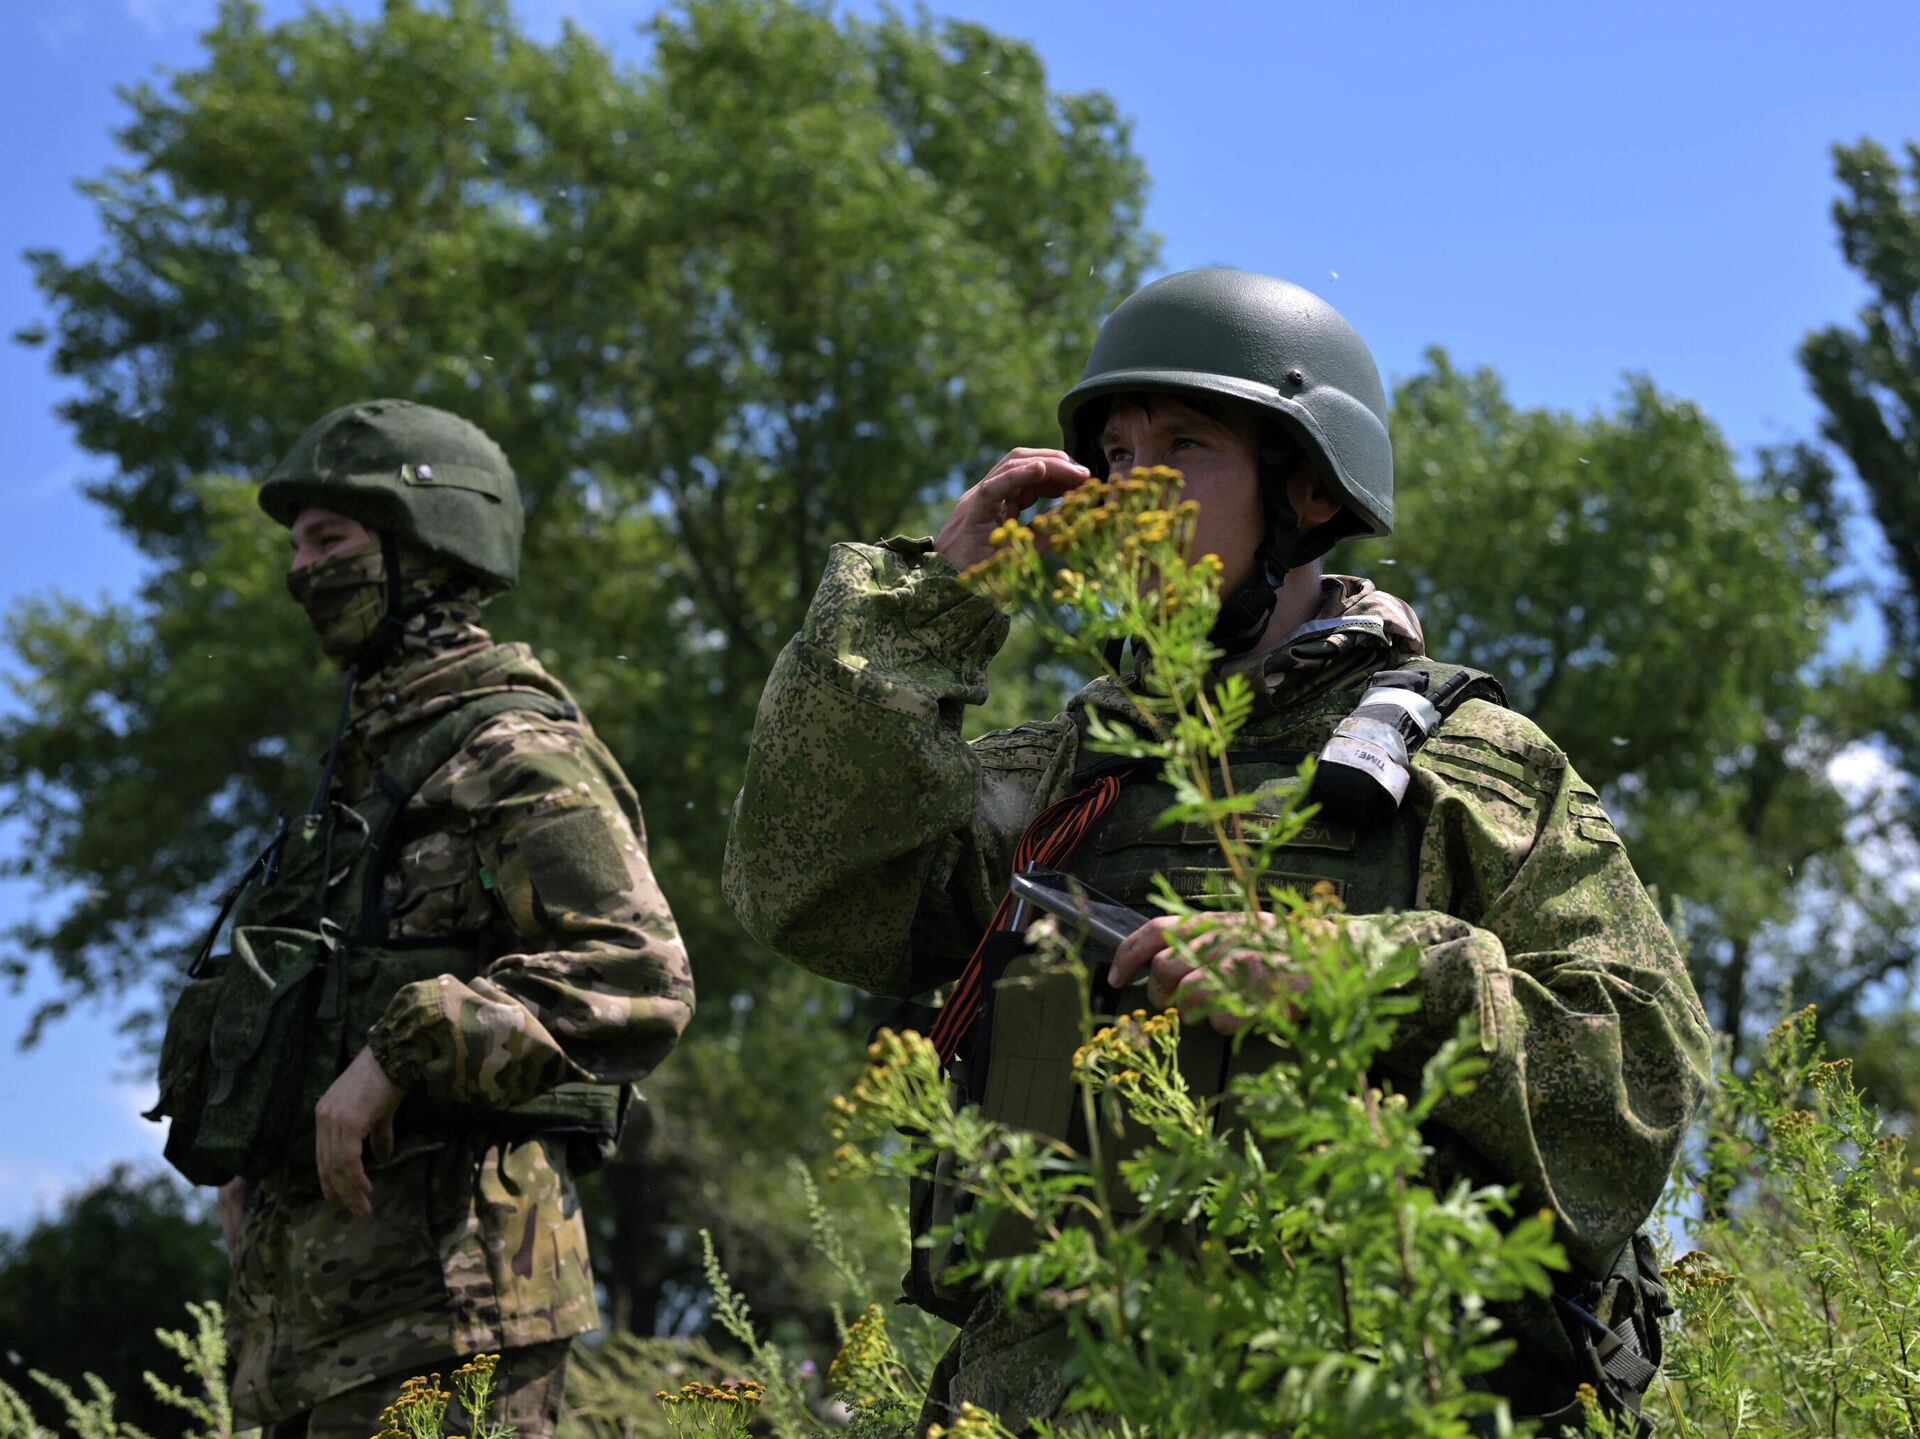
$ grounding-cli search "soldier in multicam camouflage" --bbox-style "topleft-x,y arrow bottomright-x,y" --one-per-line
149,401 -> 693,1438
724,269 -> 1712,1436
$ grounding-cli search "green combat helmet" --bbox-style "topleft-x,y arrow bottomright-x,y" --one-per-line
1057,267 -> 1393,651
258,399 -> 523,592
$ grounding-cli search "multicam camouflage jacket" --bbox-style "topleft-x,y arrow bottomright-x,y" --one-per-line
724,537 -> 1712,1284
225,589 -> 693,1425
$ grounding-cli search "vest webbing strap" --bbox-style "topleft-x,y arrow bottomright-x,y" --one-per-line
927,768 -> 1137,1065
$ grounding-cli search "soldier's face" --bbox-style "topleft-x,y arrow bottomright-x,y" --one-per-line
1098,394 -> 1341,593
289,507 -> 375,574
1098,395 -> 1267,592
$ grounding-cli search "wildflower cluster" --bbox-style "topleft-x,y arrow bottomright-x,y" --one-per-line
652,1379 -> 765,1438
826,1027 -> 948,1173
451,1353 -> 508,1439
1070,1005 -> 1178,1080
374,1372 -> 448,1439
1662,1249 -> 1737,1292
1063,1006 -> 1204,1140
924,1401 -> 1021,1439
961,469 -> 1222,653
826,1303 -> 902,1396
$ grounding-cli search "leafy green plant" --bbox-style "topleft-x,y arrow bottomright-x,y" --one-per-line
0,1300 -> 230,1439
1650,1005 -> 1920,1437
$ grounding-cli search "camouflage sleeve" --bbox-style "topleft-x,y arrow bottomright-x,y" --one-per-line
368,711 -> 694,1109
724,537 -> 1075,997
1349,700 -> 1712,1278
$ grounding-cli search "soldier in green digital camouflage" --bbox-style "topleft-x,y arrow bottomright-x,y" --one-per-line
148,400 -> 694,1438
724,269 -> 1712,1435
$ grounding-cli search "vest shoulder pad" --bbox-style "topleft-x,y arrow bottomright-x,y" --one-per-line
1394,657 -> 1506,717
376,692 -> 579,805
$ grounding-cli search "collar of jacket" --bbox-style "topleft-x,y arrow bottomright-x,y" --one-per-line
334,632 -> 577,798
1220,573 -> 1425,716
1072,574 -> 1428,730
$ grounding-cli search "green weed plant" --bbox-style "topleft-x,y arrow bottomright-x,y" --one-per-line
0,1300 -> 231,1439
1649,1005 -> 1920,1437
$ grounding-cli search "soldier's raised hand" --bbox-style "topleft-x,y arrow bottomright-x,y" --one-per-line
314,1045 -> 406,1218
935,448 -> 1091,572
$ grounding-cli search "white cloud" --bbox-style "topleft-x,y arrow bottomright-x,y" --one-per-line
1828,741 -> 1904,803
1827,741 -> 1919,899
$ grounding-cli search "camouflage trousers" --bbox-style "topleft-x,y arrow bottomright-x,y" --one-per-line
268,1340 -> 572,1439
228,1133 -> 598,1425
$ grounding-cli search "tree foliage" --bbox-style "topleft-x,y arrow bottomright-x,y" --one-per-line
5,0 -> 1154,1335
1801,138 -> 1920,764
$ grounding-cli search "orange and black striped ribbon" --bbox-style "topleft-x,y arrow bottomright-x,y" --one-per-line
926,771 -> 1130,1065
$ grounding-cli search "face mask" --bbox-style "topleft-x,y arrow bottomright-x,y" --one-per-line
286,537 -> 389,666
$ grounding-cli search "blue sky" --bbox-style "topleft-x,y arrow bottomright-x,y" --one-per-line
2,0 -> 1917,1227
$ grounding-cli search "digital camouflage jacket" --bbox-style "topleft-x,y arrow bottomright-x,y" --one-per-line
227,591 -> 693,1425
724,538 -> 1712,1417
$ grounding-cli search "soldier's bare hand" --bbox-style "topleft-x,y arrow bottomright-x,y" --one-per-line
217,1178 -> 250,1258
935,448 -> 1091,572
314,1045 -> 406,1218
1108,912 -> 1299,1034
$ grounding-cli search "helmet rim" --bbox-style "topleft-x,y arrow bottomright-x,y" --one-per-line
1056,366 -> 1392,536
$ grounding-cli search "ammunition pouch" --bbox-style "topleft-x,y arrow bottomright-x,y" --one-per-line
1475,1231 -> 1671,1435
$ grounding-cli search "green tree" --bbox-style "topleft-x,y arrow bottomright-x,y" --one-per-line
1792,137 -> 1920,1074
4,0 -> 1153,1337
1801,138 -> 1920,774
1372,354 -> 1893,1053
0,1167 -> 227,1439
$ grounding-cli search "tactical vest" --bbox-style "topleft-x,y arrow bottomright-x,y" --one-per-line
149,692 -> 628,1186
995,660 -> 1485,1160
909,658 -> 1491,1301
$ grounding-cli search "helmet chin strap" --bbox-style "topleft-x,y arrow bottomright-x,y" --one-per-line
343,530 -> 412,674
1210,442 -> 1340,657
347,531 -> 471,673
304,533 -> 477,812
